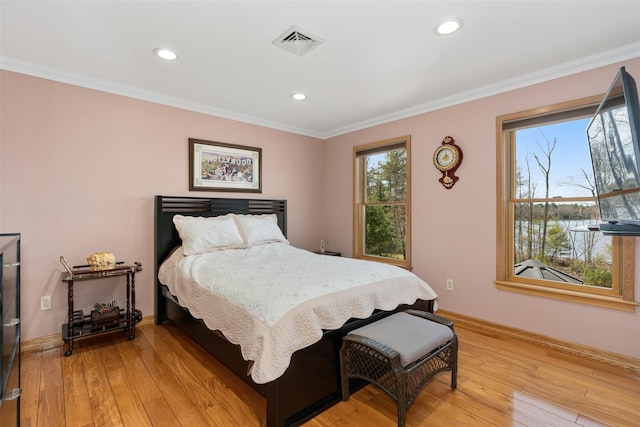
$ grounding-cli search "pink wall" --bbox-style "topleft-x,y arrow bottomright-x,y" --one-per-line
322,59 -> 640,358
2,60 -> 639,359
0,71 -> 324,341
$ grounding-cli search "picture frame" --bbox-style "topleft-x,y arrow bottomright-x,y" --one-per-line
189,138 -> 262,193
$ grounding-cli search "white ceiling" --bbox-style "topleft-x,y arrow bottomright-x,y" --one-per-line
1,1 -> 639,139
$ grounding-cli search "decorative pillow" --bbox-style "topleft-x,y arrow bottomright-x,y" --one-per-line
232,214 -> 288,246
173,214 -> 246,255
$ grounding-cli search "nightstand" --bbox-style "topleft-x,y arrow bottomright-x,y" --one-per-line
315,250 -> 341,256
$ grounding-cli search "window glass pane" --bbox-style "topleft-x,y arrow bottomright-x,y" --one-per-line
511,116 -> 616,289
365,148 -> 406,202
364,204 -> 406,260
514,119 -> 596,199
513,201 -> 613,288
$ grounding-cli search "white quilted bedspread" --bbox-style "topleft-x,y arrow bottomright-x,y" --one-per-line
158,243 -> 437,383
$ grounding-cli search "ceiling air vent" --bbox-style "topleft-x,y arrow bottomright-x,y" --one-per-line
273,25 -> 324,56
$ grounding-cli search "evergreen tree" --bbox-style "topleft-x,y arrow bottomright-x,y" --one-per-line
364,149 -> 407,258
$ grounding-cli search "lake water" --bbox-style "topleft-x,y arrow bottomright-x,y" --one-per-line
515,219 -> 611,262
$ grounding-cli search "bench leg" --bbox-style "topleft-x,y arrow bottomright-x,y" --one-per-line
340,351 -> 350,401
451,336 -> 458,389
395,370 -> 407,427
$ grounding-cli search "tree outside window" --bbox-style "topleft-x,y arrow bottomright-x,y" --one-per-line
513,119 -> 613,289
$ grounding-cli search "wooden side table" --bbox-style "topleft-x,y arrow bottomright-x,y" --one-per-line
60,258 -> 142,356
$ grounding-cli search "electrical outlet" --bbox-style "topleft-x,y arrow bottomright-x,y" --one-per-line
40,295 -> 52,310
446,279 -> 454,291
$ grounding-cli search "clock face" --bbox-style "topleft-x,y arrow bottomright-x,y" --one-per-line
434,146 -> 459,171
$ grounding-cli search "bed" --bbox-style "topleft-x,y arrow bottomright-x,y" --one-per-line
154,195 -> 437,426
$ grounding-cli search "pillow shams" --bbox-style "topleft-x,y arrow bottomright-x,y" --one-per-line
233,214 -> 288,246
173,214 -> 246,255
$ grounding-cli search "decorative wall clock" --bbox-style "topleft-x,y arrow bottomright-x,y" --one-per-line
433,136 -> 463,189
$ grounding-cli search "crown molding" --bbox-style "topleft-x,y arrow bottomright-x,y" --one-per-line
0,55 -> 324,139
323,42 -> 640,139
2,42 -> 639,140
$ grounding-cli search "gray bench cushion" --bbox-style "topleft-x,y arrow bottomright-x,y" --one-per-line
348,312 -> 454,367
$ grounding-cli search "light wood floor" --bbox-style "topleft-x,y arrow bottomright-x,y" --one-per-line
20,321 -> 639,427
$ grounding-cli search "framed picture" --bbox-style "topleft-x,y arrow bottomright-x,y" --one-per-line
189,138 -> 262,193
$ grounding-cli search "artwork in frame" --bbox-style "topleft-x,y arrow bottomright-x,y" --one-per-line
189,138 -> 262,193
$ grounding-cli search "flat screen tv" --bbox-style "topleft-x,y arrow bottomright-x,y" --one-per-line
586,66 -> 640,236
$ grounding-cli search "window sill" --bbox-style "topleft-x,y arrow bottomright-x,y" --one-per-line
495,280 -> 638,312
355,255 -> 412,271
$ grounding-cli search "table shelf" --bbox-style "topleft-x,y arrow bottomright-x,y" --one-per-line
61,308 -> 142,340
60,258 -> 142,356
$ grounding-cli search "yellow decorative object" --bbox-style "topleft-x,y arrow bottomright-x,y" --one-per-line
86,252 -> 116,271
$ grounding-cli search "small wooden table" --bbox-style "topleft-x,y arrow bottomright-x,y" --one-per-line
60,259 -> 142,356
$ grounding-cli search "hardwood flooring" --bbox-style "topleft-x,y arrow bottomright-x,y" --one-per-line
20,321 -> 639,427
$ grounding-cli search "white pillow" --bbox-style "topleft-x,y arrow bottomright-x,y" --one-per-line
232,214 -> 288,246
173,214 -> 246,255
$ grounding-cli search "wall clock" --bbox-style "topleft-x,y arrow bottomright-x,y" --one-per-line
433,136 -> 463,189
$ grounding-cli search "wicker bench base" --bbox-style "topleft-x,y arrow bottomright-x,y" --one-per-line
340,310 -> 458,427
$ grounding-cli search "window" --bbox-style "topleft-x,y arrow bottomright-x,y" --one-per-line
496,97 -> 636,311
354,136 -> 411,269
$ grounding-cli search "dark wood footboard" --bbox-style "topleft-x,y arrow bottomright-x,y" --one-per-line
162,289 -> 433,426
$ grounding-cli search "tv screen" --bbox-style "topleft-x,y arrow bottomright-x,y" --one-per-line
586,66 -> 640,235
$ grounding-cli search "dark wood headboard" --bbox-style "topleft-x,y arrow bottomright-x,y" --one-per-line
154,195 -> 287,323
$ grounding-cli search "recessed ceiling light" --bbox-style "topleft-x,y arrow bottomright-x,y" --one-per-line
435,19 -> 463,35
154,48 -> 178,60
292,93 -> 306,100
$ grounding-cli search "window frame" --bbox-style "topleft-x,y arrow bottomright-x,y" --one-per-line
495,96 -> 637,312
353,136 -> 412,269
